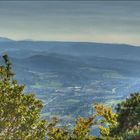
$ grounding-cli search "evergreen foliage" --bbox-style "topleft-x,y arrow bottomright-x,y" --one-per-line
111,93 -> 140,139
0,55 -> 47,140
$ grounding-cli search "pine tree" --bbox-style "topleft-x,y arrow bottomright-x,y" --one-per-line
0,55 -> 47,140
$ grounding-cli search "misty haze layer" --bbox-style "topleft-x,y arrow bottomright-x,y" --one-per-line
0,1 -> 140,45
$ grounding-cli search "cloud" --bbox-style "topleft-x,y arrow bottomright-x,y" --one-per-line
0,1 -> 140,45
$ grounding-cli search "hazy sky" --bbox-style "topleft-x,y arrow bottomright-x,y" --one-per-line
0,1 -> 140,45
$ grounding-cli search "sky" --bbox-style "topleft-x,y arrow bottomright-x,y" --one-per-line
0,1 -> 140,46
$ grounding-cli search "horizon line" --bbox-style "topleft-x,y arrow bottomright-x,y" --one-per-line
0,36 -> 140,47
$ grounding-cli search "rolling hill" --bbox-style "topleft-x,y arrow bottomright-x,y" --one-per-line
1,38 -> 140,124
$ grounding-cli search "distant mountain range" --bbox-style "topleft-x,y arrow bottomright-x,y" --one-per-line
1,37 -> 140,78
0,37 -> 14,42
0,37 -> 140,83
1,37 -> 140,124
0,37 -> 140,61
